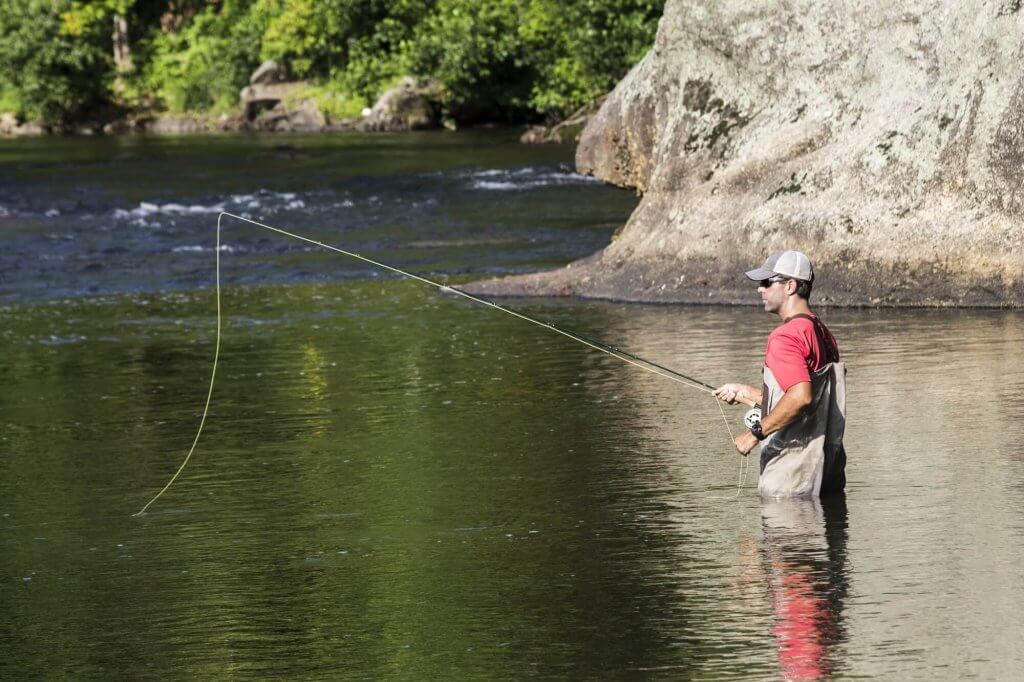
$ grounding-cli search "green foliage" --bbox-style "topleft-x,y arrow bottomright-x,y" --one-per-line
144,2 -> 268,113
0,87 -> 22,114
0,0 -> 111,124
0,0 -> 663,126
260,0 -> 346,77
522,0 -> 663,117
282,82 -> 368,122
403,0 -> 532,121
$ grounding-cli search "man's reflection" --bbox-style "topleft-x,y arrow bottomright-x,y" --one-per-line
761,495 -> 849,681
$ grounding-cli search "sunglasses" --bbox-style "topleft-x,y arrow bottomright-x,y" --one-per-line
758,276 -> 790,288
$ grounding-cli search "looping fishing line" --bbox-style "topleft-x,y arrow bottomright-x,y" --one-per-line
707,394 -> 752,499
133,212 -> 749,515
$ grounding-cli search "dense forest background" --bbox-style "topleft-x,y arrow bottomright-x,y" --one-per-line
0,0 -> 662,127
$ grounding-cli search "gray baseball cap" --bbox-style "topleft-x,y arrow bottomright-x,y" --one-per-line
744,250 -> 814,282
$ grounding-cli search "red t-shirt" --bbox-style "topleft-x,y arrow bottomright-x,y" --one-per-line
764,316 -> 839,392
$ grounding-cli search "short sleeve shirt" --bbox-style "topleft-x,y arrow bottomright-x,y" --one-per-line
764,316 -> 838,392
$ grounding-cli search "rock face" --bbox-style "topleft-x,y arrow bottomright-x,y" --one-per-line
240,81 -> 304,121
238,69 -> 340,132
466,0 -> 1024,307
359,77 -> 442,132
251,98 -> 329,132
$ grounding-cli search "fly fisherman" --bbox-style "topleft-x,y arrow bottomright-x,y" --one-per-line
713,251 -> 847,497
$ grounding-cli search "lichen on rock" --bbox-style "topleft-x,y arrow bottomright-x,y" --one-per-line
465,0 -> 1024,307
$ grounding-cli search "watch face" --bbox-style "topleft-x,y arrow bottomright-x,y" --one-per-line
743,407 -> 762,429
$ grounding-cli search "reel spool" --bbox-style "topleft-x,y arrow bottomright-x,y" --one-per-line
743,407 -> 762,429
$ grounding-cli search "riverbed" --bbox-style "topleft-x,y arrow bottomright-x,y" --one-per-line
2,132 -> 1023,679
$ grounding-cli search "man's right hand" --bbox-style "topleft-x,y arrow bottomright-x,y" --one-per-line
713,383 -> 750,405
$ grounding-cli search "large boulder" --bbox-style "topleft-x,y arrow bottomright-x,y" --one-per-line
359,77 -> 442,132
0,113 -> 19,136
240,81 -> 304,120
252,98 -> 328,132
0,113 -> 47,137
466,0 -> 1024,307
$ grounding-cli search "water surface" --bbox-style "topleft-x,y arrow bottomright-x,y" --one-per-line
2,133 -> 1023,679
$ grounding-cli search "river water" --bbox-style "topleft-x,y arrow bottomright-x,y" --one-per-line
2,132 -> 1023,679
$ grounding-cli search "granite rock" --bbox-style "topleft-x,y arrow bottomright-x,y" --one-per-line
467,0 -> 1024,307
359,77 -> 442,132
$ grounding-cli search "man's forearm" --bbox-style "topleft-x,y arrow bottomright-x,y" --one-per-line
736,384 -> 760,404
760,382 -> 812,436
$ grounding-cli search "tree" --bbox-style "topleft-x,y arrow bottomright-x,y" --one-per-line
0,0 -> 111,124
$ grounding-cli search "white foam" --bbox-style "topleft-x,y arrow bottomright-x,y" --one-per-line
473,181 -> 520,190
467,167 -> 600,191
115,190 -> 315,222
172,244 -> 237,254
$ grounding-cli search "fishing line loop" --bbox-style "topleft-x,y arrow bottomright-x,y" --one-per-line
134,212 -> 746,515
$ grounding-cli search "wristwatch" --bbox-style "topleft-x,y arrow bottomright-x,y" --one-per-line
749,421 -> 766,441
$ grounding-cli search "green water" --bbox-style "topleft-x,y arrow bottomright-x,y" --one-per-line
3,133 -> 1024,679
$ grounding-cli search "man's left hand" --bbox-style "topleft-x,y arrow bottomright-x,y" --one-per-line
734,430 -> 759,456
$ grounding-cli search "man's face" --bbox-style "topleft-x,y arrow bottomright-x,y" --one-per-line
757,276 -> 790,313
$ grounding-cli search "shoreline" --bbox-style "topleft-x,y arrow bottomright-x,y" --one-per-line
1,112 -> 375,138
0,113 -> 568,139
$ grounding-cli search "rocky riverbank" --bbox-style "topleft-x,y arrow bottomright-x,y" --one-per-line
465,0 -> 1024,307
0,56 -> 606,141
0,62 -> 457,137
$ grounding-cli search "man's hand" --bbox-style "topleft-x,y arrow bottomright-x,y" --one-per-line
734,430 -> 759,456
714,383 -> 752,405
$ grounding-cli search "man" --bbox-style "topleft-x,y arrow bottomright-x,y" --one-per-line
713,251 -> 846,497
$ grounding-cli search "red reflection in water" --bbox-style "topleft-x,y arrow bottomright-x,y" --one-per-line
762,496 -> 849,681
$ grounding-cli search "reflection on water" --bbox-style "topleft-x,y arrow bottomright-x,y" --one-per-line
758,496 -> 848,681
5,288 -> 1024,678
3,134 -> 1024,679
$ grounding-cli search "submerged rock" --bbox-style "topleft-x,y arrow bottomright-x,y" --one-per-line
468,0 -> 1024,307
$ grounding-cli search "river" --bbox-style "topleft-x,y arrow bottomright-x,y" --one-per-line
2,132 -> 1023,679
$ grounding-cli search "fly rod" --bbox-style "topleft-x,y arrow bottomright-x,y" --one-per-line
134,211 -> 754,515
221,212 -> 754,400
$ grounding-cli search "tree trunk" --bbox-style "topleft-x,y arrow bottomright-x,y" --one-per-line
112,14 -> 133,74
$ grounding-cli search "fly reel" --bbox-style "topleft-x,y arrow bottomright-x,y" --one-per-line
743,406 -> 762,429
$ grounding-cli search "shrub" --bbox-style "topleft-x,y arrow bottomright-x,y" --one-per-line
0,0 -> 111,124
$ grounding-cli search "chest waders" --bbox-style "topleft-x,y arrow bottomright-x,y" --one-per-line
758,316 -> 847,498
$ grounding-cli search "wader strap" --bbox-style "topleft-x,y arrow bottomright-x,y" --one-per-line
762,314 -> 840,414
784,313 -> 840,363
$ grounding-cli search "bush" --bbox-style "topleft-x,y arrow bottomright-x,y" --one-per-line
282,82 -> 368,122
403,0 -> 533,122
0,0 -> 111,124
0,0 -> 663,126
521,0 -> 663,118
144,2 -> 267,114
